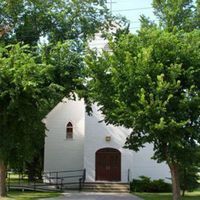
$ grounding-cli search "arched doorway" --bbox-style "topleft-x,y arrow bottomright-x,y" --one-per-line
95,148 -> 121,181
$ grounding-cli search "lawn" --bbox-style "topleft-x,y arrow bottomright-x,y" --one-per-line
135,190 -> 200,200
0,191 -> 61,200
2,173 -> 61,199
7,173 -> 43,185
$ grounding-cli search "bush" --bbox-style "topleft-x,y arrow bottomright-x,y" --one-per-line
130,176 -> 151,192
150,179 -> 172,192
130,176 -> 172,193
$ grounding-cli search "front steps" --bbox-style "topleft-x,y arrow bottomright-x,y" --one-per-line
83,182 -> 130,193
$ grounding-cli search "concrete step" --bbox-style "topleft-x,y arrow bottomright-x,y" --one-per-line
83,182 -> 130,193
84,184 -> 129,189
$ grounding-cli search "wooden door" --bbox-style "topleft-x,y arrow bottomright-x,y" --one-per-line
95,148 -> 121,181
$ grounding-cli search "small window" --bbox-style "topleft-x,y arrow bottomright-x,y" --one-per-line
66,122 -> 73,139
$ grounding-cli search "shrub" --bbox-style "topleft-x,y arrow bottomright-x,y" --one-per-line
130,176 -> 151,192
130,176 -> 172,193
150,179 -> 172,192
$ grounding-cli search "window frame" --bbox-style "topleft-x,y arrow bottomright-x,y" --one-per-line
66,122 -> 73,139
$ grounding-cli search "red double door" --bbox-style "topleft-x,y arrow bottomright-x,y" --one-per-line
95,148 -> 121,181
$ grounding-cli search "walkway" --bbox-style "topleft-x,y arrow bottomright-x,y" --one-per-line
41,192 -> 143,200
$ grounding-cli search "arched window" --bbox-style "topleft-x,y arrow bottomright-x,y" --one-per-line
66,122 -> 73,139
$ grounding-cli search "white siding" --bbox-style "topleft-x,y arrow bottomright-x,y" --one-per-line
84,104 -> 170,182
44,98 -> 85,172
131,144 -> 171,181
84,104 -> 135,183
44,99 -> 170,183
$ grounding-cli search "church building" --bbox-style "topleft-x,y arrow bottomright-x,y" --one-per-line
43,97 -> 170,183
43,32 -> 170,184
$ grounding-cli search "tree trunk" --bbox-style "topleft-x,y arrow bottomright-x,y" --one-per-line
0,160 -> 7,197
169,163 -> 181,200
181,169 -> 186,197
182,189 -> 185,197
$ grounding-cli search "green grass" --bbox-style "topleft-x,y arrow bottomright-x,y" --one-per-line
0,191 -> 61,200
1,173 -> 61,199
7,173 -> 43,185
135,190 -> 200,200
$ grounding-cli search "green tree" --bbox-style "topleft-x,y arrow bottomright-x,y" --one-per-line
0,0 -> 112,197
152,0 -> 199,31
0,44 -> 48,196
180,165 -> 200,196
0,0 -> 110,45
86,1 -> 200,200
86,28 -> 200,200
0,41 -> 84,196
179,147 -> 200,196
152,1 -> 200,198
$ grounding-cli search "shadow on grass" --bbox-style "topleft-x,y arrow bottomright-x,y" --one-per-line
4,191 -> 61,200
135,191 -> 200,200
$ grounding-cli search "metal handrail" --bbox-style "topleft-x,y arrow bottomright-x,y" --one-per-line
79,169 -> 86,191
43,169 -> 84,174
43,175 -> 82,179
7,168 -> 86,192
128,169 -> 130,183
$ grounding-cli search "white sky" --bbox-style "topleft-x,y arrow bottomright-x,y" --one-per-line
107,0 -> 157,32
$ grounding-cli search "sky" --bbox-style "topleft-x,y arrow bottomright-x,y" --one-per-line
106,0 -> 157,32
89,1 -> 157,50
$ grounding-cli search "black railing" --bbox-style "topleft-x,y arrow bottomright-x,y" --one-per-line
127,169 -> 130,183
7,169 -> 86,192
79,169 -> 86,191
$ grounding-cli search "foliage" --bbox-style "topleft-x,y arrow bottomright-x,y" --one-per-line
130,176 -> 171,193
180,165 -> 200,196
25,149 -> 44,181
86,25 -> 200,200
179,148 -> 200,196
86,1 -> 200,200
0,40 -> 86,165
0,0 -> 115,197
87,27 -> 200,163
0,44 -> 47,165
152,0 -> 200,31
0,0 -> 111,45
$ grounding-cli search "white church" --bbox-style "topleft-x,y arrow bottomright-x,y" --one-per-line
43,32 -> 170,184
43,97 -> 170,183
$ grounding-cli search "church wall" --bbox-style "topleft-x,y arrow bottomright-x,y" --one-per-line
43,98 -> 170,183
84,104 -> 135,183
131,144 -> 171,181
84,104 -> 171,183
44,98 -> 85,173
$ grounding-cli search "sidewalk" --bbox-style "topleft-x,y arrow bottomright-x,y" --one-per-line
40,192 -> 143,200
